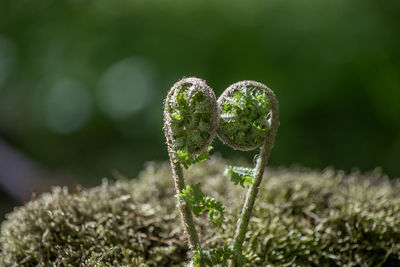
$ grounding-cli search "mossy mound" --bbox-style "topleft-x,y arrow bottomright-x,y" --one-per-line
1,157 -> 400,266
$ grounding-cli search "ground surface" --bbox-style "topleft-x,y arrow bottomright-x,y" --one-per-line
1,157 -> 400,266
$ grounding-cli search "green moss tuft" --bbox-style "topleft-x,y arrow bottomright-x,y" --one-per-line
1,157 -> 400,266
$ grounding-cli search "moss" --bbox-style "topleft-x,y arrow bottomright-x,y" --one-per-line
1,157 -> 400,266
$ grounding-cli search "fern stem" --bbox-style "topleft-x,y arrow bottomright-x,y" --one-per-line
231,88 -> 279,266
165,127 -> 201,251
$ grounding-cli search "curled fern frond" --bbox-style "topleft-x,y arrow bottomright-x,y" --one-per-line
204,197 -> 225,227
217,81 -> 272,151
224,165 -> 255,188
176,184 -> 225,226
164,77 -> 219,155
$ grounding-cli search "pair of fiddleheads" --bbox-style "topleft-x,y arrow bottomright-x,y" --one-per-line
163,77 -> 279,266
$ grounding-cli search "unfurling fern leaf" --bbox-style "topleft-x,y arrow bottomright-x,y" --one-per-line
173,146 -> 213,169
224,166 -> 255,188
176,184 -> 225,226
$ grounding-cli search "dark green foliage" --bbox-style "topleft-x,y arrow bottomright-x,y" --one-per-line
219,86 -> 270,149
176,183 -> 225,227
224,166 -> 255,188
1,157 -> 400,266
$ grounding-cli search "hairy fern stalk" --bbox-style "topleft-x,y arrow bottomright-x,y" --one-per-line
217,81 -> 279,266
164,77 -> 222,265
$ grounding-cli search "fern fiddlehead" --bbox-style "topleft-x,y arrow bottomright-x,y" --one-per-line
163,77 -> 219,258
217,81 -> 279,266
164,78 -> 278,266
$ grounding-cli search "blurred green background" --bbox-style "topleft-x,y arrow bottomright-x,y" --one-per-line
0,0 -> 399,218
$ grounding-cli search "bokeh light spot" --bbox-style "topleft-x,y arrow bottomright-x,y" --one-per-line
96,57 -> 155,120
43,79 -> 92,134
